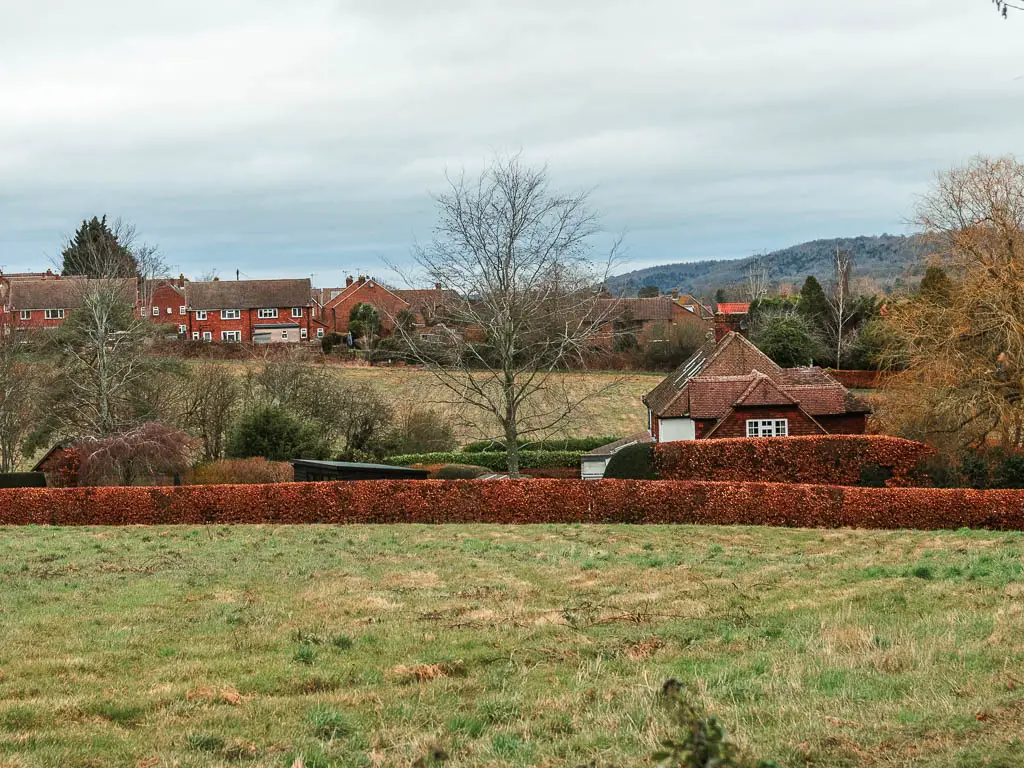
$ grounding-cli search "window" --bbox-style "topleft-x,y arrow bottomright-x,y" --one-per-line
202,331 -> 212,342
258,308 -> 278,319
166,307 -> 172,314
222,330 -> 242,342
44,309 -> 65,320
179,306 -> 186,315
178,324 -> 187,334
221,309 -> 240,320
152,306 -> 160,316
192,332 -> 200,341
19,310 -> 30,321
291,307 -> 303,318
746,419 -> 789,438
280,330 -> 288,340
316,327 -> 324,338
195,310 -> 207,320
300,327 -> 308,339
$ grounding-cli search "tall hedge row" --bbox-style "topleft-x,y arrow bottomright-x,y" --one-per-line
653,435 -> 934,487
2,479 -> 1024,530
384,451 -> 583,471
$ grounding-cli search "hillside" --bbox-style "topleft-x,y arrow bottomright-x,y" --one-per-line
608,234 -> 931,298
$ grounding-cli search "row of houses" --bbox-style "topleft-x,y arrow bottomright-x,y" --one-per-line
1,269 -> 748,347
0,271 -> 457,344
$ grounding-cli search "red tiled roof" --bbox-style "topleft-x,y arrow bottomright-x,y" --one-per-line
593,297 -> 687,322
6,277 -> 138,310
715,302 -> 750,315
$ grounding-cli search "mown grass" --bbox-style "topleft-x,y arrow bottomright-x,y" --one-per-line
0,524 -> 1022,767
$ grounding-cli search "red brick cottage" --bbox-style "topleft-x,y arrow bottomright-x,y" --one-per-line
590,296 -> 711,349
141,277 -> 188,332
185,279 -> 315,343
1,275 -> 139,334
317,276 -> 455,337
643,331 -> 870,442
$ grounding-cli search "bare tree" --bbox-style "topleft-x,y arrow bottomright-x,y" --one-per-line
182,362 -> 241,461
392,155 -> 621,477
0,340 -> 38,472
826,247 -> 856,368
743,255 -> 770,303
992,0 -> 1022,18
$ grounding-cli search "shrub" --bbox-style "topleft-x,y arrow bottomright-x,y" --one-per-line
654,436 -> 933,487
384,451 -> 583,472
227,406 -> 328,462
461,436 -> 621,453
604,443 -> 658,479
431,464 -> 493,480
321,332 -> 344,354
3,479 -> 1024,530
392,406 -> 457,455
188,458 -> 292,485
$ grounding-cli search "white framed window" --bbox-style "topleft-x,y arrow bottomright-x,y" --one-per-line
316,327 -> 324,338
291,307 -> 303,318
300,327 -> 308,339
192,331 -> 200,341
179,305 -> 186,315
222,330 -> 242,342
44,309 -> 65,320
280,330 -> 288,340
166,307 -> 172,314
178,324 -> 187,334
19,310 -> 30,320
258,308 -> 278,319
195,310 -> 207,320
152,306 -> 160,316
202,331 -> 212,342
221,309 -> 240,320
746,419 -> 789,438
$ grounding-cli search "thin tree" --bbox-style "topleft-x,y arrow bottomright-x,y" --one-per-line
136,243 -> 173,316
826,247 -> 856,368
743,255 -> 770,303
392,155 -> 621,477
0,340 -> 38,472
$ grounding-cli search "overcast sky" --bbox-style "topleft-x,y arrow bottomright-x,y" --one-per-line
1,0 -> 1021,285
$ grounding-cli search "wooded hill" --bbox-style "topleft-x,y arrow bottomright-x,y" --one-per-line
608,234 -> 932,298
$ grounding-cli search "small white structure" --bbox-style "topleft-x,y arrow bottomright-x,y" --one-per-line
580,432 -> 654,480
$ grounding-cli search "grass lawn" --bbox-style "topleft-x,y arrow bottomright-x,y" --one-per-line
1,525 -> 1022,767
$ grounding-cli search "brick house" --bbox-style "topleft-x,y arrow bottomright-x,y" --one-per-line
1,275 -> 139,334
185,278 -> 315,343
590,296 -> 711,349
643,331 -> 870,442
317,275 -> 456,337
141,277 -> 188,333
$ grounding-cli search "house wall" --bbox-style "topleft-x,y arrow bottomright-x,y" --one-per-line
816,413 -> 869,435
146,283 -> 186,328
708,406 -> 826,439
187,307 -> 312,343
3,309 -> 70,332
322,281 -> 408,335
581,458 -> 610,480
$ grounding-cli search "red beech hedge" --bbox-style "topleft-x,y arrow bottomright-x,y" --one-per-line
1,479 -> 1023,530
654,435 -> 934,487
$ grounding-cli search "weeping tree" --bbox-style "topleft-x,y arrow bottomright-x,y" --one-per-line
393,155 -> 621,477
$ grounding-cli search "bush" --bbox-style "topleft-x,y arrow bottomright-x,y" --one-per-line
227,406 -> 329,462
188,458 -> 293,485
384,451 -> 583,471
653,436 -> 933,487
321,332 -> 345,354
5,479 -> 1024,530
392,407 -> 457,455
603,443 -> 658,479
461,436 -> 621,453
431,464 -> 493,480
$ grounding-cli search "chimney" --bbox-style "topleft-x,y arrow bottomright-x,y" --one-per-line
346,276 -> 354,287
178,273 -> 185,287
713,315 -> 732,343
435,282 -> 442,291
45,268 -> 53,277
213,276 -> 220,282
358,275 -> 366,284
671,289 -> 679,299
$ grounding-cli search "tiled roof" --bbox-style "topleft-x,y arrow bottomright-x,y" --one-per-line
187,279 -> 312,311
6,277 -> 137,310
393,288 -> 459,314
644,331 -> 869,420
715,302 -> 750,315
593,297 -> 694,322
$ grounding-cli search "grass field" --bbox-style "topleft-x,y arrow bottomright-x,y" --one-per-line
1,525 -> 1022,767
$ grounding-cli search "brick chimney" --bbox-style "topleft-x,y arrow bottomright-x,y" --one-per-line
435,282 -> 442,291
345,276 -> 354,287
213,276 -> 220,282
178,273 -> 186,287
713,315 -> 732,342
358,275 -> 366,284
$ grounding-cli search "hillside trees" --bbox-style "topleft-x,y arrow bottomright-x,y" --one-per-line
392,154 -> 621,477
877,155 -> 1024,450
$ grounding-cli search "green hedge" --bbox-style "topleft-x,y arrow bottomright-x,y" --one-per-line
461,437 -> 621,454
603,444 -> 658,479
385,451 -> 584,472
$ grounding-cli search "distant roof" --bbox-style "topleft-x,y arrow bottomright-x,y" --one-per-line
644,331 -> 867,420
582,431 -> 653,459
715,302 -> 750,315
5,277 -> 137,310
593,296 -> 706,322
187,279 -> 312,310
